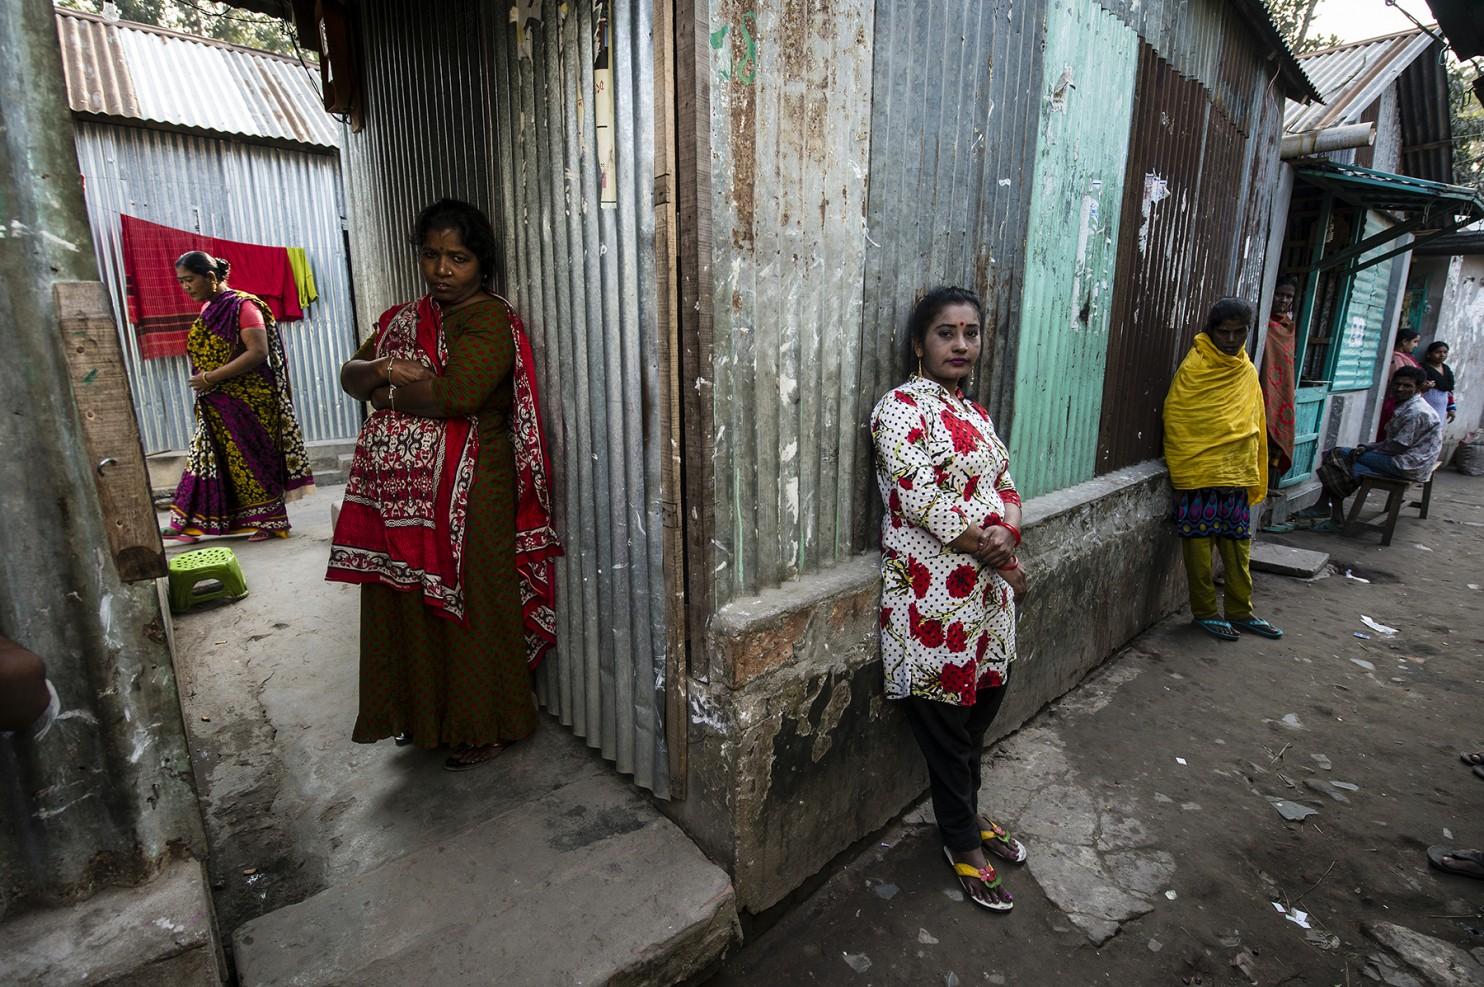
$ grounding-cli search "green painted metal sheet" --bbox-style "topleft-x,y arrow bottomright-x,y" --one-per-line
1278,385 -> 1327,487
1009,0 -> 1137,499
1330,213 -> 1395,392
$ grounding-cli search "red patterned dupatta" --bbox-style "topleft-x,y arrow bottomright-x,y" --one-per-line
510,310 -> 562,669
327,297 -> 479,621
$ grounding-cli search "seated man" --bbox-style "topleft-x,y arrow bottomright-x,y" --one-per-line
1307,367 -> 1442,524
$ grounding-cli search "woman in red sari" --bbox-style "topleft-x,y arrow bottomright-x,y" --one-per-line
1260,276 -> 1299,480
329,199 -> 560,771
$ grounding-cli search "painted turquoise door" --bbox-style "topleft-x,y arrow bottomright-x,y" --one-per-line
1279,386 -> 1327,487
1009,0 -> 1138,498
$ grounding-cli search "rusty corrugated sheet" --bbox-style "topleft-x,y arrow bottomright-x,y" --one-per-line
708,0 -> 876,600
54,7 -> 339,149
853,0 -> 1047,552
1097,43 -> 1246,474
1092,0 -> 1292,133
1233,69 -> 1287,299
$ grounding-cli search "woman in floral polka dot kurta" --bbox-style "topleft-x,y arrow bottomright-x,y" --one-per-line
871,286 -> 1030,913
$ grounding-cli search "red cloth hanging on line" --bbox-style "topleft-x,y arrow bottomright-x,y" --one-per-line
121,215 -> 303,360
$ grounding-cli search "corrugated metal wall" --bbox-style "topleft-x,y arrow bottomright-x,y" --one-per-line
1092,0 -> 1266,133
490,0 -> 671,796
341,0 -> 671,795
74,121 -> 359,452
1096,43 -> 1245,473
1008,0 -> 1137,499
339,0 -> 500,329
1331,213 -> 1397,392
855,0 -> 1046,548
708,0 -> 876,600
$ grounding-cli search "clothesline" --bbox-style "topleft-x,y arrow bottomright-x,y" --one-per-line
120,215 -> 318,360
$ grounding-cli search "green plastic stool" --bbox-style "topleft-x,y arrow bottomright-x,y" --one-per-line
168,547 -> 249,613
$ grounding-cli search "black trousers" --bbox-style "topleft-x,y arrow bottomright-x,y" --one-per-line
901,682 -> 1010,852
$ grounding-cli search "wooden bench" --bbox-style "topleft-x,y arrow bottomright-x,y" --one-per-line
1342,461 -> 1441,546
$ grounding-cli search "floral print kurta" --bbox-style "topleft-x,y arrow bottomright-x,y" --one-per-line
871,375 -> 1021,707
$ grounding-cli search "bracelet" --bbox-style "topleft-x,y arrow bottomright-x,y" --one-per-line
388,384 -> 397,411
204,370 -> 215,385
998,557 -> 1020,572
386,358 -> 395,384
993,520 -> 1022,546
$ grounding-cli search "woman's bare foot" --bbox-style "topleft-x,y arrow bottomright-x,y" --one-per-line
443,743 -> 506,772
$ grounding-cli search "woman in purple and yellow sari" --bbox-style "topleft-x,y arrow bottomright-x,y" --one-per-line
163,251 -> 314,543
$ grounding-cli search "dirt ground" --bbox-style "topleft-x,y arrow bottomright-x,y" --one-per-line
709,470 -> 1484,986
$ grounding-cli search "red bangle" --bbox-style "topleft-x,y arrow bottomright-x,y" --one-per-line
995,520 -> 1022,546
998,557 -> 1020,572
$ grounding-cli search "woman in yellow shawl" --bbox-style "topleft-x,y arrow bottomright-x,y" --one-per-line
1163,298 -> 1283,642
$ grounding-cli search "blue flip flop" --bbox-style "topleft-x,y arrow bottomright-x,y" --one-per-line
1230,616 -> 1284,639
1194,618 -> 1239,642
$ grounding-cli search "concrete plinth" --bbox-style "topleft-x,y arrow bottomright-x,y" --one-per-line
232,779 -> 737,987
1250,540 -> 1330,577
0,859 -> 222,986
667,462 -> 1186,914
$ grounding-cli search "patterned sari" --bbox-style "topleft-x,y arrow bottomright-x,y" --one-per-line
169,289 -> 314,534
327,296 -> 560,663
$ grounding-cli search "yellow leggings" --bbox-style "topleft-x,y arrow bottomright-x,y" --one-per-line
1180,537 -> 1253,621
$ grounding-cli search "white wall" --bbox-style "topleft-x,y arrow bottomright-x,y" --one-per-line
1430,255 -> 1484,441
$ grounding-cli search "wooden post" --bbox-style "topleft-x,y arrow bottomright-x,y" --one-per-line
674,0 -> 715,683
54,281 -> 166,582
654,0 -> 688,798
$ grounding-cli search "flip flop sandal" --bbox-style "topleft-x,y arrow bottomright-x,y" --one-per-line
1193,618 -> 1239,642
393,732 -> 413,747
1230,617 -> 1284,639
942,847 -> 1013,912
161,528 -> 201,544
1459,752 -> 1484,767
980,820 -> 1028,864
443,743 -> 506,772
1427,845 -> 1484,880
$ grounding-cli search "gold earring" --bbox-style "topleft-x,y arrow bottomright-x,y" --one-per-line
916,356 -> 924,377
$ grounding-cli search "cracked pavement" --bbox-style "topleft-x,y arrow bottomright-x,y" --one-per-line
712,472 -> 1484,986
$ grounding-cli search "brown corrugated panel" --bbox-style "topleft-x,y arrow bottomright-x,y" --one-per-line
1096,43 -> 1247,473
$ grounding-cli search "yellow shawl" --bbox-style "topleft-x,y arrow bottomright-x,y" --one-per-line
1163,332 -> 1267,505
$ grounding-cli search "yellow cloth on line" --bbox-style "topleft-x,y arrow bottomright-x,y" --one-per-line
286,247 -> 318,308
1163,332 -> 1267,505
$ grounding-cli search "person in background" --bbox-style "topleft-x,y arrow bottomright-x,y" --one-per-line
1164,298 -> 1283,643
1420,341 -> 1457,425
329,199 -> 561,772
1260,276 -> 1299,479
1306,367 -> 1442,525
871,286 -> 1029,914
1375,328 -> 1423,439
162,251 -> 315,543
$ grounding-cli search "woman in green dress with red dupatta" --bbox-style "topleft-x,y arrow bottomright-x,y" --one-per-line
329,200 -> 561,772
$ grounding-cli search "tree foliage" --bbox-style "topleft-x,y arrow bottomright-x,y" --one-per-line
57,0 -> 301,57
1265,0 -> 1343,55
1450,62 -> 1484,189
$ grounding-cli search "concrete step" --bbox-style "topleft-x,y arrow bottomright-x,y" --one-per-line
0,858 -> 222,986
232,778 -> 739,987
1250,540 -> 1329,578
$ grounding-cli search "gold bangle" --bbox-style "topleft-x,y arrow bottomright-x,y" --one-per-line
386,358 -> 395,383
388,384 -> 397,411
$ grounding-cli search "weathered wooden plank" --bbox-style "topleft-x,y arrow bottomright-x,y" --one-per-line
653,0 -> 688,798
53,281 -> 165,582
677,0 -> 715,678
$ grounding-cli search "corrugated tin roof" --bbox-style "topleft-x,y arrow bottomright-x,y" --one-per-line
1284,28 -> 1438,133
55,7 -> 339,149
